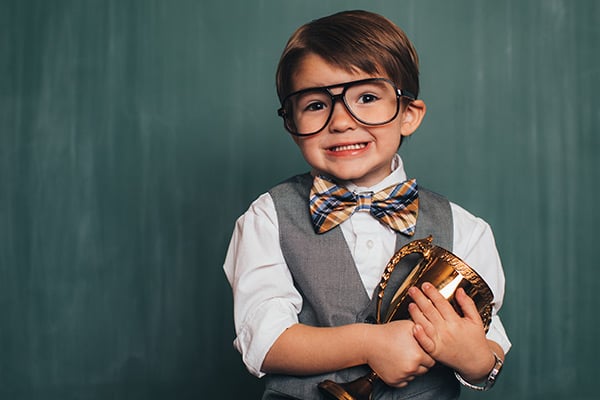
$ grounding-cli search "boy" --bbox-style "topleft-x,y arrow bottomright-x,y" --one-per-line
224,10 -> 510,399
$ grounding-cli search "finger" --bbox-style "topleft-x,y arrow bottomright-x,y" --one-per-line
422,355 -> 436,369
455,287 -> 483,323
415,364 -> 432,376
393,379 -> 412,388
408,301 -> 431,329
408,286 -> 443,323
412,323 -> 436,354
390,376 -> 414,388
421,282 -> 457,318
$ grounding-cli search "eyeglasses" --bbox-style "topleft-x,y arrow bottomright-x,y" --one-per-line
277,78 -> 416,137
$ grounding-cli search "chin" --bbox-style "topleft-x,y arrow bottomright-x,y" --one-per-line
331,171 -> 372,185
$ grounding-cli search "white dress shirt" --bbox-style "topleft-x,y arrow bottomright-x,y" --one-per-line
223,155 -> 511,377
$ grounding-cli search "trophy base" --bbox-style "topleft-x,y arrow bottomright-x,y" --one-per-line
318,378 -> 373,400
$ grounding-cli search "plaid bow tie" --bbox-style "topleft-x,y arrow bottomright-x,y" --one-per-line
309,175 -> 419,235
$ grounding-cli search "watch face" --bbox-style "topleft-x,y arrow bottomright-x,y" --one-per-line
487,354 -> 504,388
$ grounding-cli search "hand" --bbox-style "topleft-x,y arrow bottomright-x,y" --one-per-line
408,283 -> 496,382
364,320 -> 436,388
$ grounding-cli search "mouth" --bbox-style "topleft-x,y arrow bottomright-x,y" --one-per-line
327,142 -> 368,152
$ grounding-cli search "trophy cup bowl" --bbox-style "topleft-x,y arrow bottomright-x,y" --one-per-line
318,236 -> 494,400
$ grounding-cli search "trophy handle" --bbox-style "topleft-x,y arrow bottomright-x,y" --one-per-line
375,236 -> 434,324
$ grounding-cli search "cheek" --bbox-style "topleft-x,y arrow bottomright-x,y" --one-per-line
294,138 -> 321,162
373,126 -> 402,148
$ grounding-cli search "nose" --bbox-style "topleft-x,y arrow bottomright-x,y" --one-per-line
328,95 -> 357,133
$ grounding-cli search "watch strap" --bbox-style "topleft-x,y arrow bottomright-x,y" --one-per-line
454,351 -> 503,391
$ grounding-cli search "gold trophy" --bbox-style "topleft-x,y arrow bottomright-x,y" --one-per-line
318,236 -> 494,400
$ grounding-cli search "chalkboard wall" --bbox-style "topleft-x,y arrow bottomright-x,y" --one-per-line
1,1 -> 599,399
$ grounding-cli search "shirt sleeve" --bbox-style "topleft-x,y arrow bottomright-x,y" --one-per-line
223,193 -> 303,377
450,203 -> 512,354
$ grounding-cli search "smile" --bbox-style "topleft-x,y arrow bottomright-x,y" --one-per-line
328,143 -> 367,152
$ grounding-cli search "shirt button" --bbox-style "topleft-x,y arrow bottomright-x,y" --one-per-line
366,240 -> 374,249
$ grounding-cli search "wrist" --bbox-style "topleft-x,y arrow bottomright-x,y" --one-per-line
459,350 -> 497,383
359,323 -> 377,366
454,351 -> 503,391
360,322 -> 397,367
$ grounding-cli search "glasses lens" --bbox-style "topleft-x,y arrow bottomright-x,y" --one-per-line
283,89 -> 332,135
281,79 -> 399,136
345,80 -> 398,125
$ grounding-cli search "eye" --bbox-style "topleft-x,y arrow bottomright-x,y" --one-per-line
304,101 -> 328,112
357,93 -> 379,104
293,90 -> 330,114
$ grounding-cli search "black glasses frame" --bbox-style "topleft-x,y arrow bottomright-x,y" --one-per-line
277,77 -> 416,137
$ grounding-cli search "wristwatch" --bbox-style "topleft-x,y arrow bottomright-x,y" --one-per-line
454,352 -> 503,391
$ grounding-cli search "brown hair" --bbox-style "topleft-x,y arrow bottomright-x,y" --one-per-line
276,10 -> 420,102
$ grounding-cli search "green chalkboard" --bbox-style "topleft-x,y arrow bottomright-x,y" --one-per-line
1,1 -> 599,399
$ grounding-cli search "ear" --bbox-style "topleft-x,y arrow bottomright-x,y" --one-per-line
400,100 -> 426,137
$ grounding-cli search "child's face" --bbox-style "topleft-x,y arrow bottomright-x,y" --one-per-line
289,53 -> 425,188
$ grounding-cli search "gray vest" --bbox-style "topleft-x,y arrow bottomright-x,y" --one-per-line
264,173 -> 460,400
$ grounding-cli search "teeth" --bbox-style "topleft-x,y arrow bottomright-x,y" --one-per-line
331,143 -> 366,152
